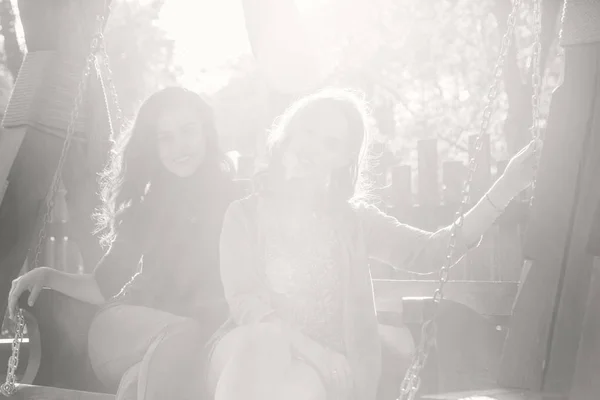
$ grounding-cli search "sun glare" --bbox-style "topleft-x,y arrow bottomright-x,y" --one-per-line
158,0 -> 252,93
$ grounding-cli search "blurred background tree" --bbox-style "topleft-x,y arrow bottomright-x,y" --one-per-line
102,0 -> 181,119
0,0 -> 564,166
212,0 -> 562,178
0,0 -> 564,339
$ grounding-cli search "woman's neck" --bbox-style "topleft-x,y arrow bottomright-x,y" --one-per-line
275,178 -> 328,211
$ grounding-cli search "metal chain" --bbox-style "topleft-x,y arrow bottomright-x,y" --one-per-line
0,17 -> 103,398
528,0 -> 543,207
97,16 -> 123,138
397,1 -> 522,398
0,311 -> 23,397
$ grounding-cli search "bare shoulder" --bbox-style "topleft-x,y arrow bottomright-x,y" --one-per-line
351,200 -> 388,220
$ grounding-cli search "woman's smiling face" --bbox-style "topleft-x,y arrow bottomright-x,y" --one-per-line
281,102 -> 360,186
156,106 -> 208,178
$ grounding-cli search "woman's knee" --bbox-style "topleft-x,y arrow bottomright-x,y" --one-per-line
165,319 -> 205,340
278,361 -> 327,400
208,323 -> 292,392
151,319 -> 209,362
236,323 -> 291,356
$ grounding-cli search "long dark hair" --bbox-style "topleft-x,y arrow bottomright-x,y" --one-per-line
256,87 -> 375,205
95,87 -> 230,247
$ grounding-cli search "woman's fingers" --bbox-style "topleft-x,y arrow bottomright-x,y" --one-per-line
330,356 -> 353,398
28,283 -> 42,307
7,281 -> 19,321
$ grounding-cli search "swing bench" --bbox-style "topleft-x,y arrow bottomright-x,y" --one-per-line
1,0 -> 592,399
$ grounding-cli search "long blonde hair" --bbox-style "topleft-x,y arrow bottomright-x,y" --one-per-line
255,87 -> 376,204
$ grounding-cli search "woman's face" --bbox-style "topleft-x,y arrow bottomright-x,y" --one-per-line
281,102 -> 360,186
156,106 -> 208,178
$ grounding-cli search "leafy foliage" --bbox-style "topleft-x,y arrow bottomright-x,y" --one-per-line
103,0 -> 180,119
212,0 -> 562,180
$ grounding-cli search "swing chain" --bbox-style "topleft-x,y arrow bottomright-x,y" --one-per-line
0,17 -> 103,398
397,1 -> 522,399
96,15 -> 123,136
0,312 -> 24,397
528,0 -> 543,207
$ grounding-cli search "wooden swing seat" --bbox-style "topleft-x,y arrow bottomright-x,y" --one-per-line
423,388 -> 566,400
7,385 -> 113,400
1,279 -> 518,400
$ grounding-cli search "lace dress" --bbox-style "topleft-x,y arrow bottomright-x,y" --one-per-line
260,204 -> 346,353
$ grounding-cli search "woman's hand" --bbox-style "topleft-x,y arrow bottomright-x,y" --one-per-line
497,138 -> 542,199
7,267 -> 50,320
288,329 -> 353,398
321,348 -> 353,399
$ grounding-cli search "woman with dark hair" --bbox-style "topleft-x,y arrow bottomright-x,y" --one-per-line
8,87 -> 243,400
209,88 -> 540,400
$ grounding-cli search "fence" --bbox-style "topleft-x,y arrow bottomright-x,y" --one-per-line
42,134 -> 528,281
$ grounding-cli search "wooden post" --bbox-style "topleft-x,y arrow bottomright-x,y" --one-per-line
0,0 -> 110,318
569,257 -> 600,400
442,161 -> 465,205
417,139 -> 439,231
499,68 -> 600,396
417,139 -> 439,207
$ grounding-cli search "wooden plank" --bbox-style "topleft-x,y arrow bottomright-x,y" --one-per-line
442,160 -> 465,205
498,44 -> 598,392
372,280 -> 518,317
423,388 -> 565,400
569,257 -> 600,400
0,127 -> 26,205
417,139 -> 439,228
540,63 -> 600,396
541,174 -> 598,394
7,385 -> 114,400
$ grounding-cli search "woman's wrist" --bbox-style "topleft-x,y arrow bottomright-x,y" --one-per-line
39,266 -> 54,288
486,175 -> 517,211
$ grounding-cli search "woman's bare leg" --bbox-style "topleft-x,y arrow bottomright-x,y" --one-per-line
137,319 -> 208,400
89,306 -> 211,400
211,323 -> 326,400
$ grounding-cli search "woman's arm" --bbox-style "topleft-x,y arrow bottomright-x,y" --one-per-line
364,137 -> 538,273
362,176 -> 516,273
8,267 -> 104,318
461,173 -> 514,244
91,214 -> 147,301
41,218 -> 145,304
43,268 -> 105,304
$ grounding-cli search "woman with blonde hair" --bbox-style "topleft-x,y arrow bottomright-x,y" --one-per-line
209,88 -> 539,400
